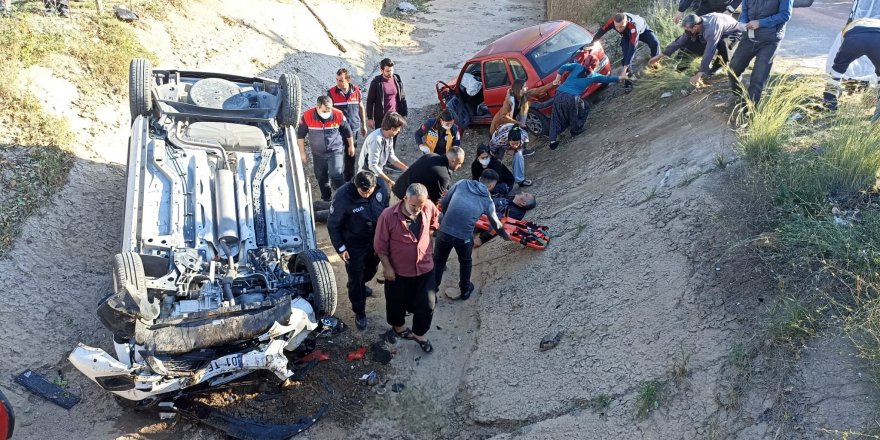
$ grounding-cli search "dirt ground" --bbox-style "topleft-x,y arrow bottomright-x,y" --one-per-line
1,0 -> 877,439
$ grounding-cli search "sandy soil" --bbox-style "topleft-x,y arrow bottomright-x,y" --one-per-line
2,0 -> 877,439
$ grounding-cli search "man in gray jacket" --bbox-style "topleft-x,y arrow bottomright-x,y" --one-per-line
648,13 -> 745,86
434,169 -> 511,300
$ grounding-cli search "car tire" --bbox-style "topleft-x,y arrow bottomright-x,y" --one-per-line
293,249 -> 337,318
129,58 -> 153,121
97,253 -> 158,338
525,108 -> 550,136
278,73 -> 302,128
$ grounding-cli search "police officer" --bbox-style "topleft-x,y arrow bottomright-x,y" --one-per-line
327,170 -> 389,330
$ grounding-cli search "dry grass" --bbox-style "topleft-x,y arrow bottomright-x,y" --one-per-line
0,13 -> 153,255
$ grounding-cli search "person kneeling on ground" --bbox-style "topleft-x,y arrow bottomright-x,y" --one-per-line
327,171 -> 389,330
489,124 -> 533,187
648,13 -> 744,86
435,169 -> 511,300
471,144 -> 515,196
474,192 -> 538,247
545,60 -> 626,150
414,110 -> 462,155
374,183 -> 439,353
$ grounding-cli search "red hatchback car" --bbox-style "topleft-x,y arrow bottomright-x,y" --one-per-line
436,20 -> 610,135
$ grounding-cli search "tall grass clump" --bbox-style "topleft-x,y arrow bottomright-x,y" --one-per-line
737,76 -> 818,163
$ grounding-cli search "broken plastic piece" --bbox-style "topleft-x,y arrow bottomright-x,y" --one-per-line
14,370 -> 80,409
301,350 -> 330,362
175,399 -> 328,440
347,347 -> 368,362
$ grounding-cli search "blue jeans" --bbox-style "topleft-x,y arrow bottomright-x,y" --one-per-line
312,151 -> 345,201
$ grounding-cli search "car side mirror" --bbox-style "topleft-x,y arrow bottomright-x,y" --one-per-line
0,389 -> 13,439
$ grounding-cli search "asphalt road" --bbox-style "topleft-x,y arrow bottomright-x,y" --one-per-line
776,0 -> 853,70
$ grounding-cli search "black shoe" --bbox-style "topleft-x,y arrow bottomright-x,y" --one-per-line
521,148 -> 536,157
364,286 -> 373,297
459,282 -> 474,300
355,314 -> 368,330
549,141 -> 559,150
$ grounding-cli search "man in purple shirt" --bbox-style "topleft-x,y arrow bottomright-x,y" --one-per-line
366,58 -> 409,131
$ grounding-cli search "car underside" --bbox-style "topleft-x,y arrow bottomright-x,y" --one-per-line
69,61 -> 338,423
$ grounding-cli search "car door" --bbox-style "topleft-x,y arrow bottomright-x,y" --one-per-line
481,58 -> 512,116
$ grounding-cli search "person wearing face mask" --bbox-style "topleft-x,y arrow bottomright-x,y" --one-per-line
648,13 -> 745,86
297,95 -> 355,202
327,171 -> 389,330
471,144 -> 515,196
356,112 -> 409,187
414,110 -> 461,155
392,147 -> 466,203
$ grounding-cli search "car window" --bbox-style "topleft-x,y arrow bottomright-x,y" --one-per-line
508,59 -> 528,82
526,24 -> 591,78
464,61 -> 482,81
482,59 -> 510,89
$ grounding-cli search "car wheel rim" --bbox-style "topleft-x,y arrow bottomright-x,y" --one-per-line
526,113 -> 543,134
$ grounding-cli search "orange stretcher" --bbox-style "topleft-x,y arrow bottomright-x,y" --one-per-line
475,215 -> 551,250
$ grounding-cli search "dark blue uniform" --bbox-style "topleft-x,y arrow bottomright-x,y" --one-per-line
824,20 -> 880,121
327,180 -> 389,316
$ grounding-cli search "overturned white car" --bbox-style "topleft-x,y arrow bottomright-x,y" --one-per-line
69,59 -> 337,410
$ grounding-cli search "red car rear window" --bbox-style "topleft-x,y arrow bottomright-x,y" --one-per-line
525,25 -> 591,78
